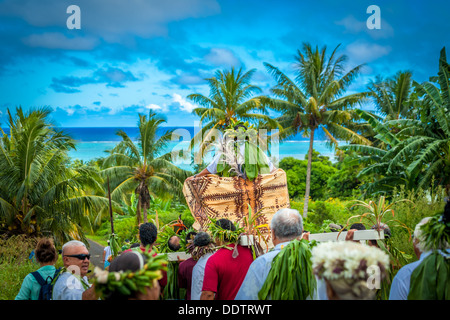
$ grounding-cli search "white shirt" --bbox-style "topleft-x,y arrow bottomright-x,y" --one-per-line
388,249 -> 450,300
235,241 -> 323,300
104,246 -> 112,261
52,272 -> 90,300
190,252 -> 214,300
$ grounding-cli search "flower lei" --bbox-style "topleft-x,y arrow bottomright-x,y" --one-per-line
92,248 -> 167,299
311,241 -> 389,282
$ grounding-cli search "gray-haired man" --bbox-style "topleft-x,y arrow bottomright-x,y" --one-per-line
235,208 -> 318,300
52,240 -> 98,300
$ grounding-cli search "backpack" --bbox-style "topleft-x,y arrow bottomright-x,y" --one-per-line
31,268 -> 61,300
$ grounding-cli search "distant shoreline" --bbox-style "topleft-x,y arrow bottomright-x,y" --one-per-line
2,126 -> 342,166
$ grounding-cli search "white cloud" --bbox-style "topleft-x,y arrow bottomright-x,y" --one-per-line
1,0 -> 221,42
23,32 -> 99,50
176,74 -> 205,86
335,15 -> 394,39
145,103 -> 168,112
335,15 -> 366,33
345,42 -> 391,64
65,108 -> 75,116
172,93 -> 196,113
204,48 -> 241,67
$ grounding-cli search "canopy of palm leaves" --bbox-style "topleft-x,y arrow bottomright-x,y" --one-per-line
341,47 -> 450,197
368,71 -> 415,121
101,112 -> 191,225
0,107 -> 108,245
188,67 -> 279,159
263,43 -> 371,216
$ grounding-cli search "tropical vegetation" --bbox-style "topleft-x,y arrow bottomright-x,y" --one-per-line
0,107 -> 110,246
101,112 -> 191,225
187,67 -> 279,157
1,44 -> 450,300
262,43 -> 372,217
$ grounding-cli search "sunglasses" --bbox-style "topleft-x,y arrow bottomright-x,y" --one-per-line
65,254 -> 91,260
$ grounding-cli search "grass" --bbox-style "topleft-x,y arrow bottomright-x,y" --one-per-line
0,234 -> 97,300
0,260 -> 38,300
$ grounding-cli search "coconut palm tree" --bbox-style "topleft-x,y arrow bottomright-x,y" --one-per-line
0,107 -> 108,245
263,43 -> 371,216
187,67 -> 279,159
101,111 -> 191,225
368,71 -> 416,121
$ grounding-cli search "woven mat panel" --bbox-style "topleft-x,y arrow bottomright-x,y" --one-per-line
183,169 -> 290,236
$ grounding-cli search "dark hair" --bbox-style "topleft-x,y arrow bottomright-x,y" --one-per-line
107,251 -> 149,300
109,251 -> 148,273
35,238 -> 58,264
139,223 -> 158,246
193,232 -> 212,247
185,231 -> 197,243
168,235 -> 181,252
215,218 -> 236,231
350,223 -> 366,231
215,218 -> 236,242
130,243 -> 140,249
233,123 -> 249,141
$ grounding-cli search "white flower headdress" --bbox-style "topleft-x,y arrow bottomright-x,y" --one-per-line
311,241 -> 389,281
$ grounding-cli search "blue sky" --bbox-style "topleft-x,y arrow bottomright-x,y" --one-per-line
0,0 -> 449,127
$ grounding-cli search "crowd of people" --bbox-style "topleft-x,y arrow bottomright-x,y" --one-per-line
14,201 -> 450,301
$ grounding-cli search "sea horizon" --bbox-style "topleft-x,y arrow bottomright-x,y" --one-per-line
1,126 -> 342,170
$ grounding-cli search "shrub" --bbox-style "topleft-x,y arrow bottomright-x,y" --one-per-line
0,235 -> 64,300
280,153 -> 337,201
96,205 -> 196,245
291,198 -> 353,233
97,216 -> 139,245
0,235 -> 37,264
0,259 -> 38,300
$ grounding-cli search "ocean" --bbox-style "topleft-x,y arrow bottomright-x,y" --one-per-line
3,127 -> 342,170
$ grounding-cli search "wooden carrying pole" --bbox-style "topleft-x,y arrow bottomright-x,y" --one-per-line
309,229 -> 385,242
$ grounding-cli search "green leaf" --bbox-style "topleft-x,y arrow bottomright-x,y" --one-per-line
408,252 -> 445,300
258,239 -> 316,300
244,140 -> 258,180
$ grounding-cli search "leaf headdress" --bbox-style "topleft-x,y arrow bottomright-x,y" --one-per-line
93,247 -> 167,300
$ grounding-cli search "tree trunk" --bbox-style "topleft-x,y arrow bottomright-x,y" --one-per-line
143,205 -> 148,223
136,198 -> 141,226
303,128 -> 315,218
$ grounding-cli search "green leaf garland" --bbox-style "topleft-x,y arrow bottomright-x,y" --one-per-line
258,239 -> 317,300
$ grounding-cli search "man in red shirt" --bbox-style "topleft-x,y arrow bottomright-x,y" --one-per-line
200,219 -> 253,300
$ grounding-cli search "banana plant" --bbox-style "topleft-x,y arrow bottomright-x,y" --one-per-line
344,195 -> 413,238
